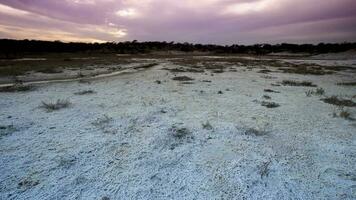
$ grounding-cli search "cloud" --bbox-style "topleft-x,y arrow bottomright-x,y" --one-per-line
0,0 -> 355,44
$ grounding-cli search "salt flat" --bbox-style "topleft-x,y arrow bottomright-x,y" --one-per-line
0,55 -> 355,199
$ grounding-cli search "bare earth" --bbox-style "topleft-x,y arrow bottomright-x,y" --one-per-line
0,54 -> 355,199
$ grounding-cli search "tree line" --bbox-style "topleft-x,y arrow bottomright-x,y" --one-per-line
0,39 -> 355,58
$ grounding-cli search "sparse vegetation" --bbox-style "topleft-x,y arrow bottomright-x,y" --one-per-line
321,96 -> 356,107
245,128 -> 268,136
18,178 -> 39,190
262,95 -> 271,99
333,106 -> 354,120
261,101 -> 280,108
133,63 -> 158,70
259,160 -> 272,178
40,99 -> 71,111
305,88 -> 325,97
281,80 -> 317,87
337,82 -> 356,86
172,76 -> 194,81
202,121 -> 213,130
92,115 -> 113,127
0,125 -> 17,139
37,67 -> 63,74
258,69 -> 272,74
169,125 -> 192,139
264,89 -> 280,93
280,65 -> 333,75
74,90 -> 95,95
0,83 -> 33,92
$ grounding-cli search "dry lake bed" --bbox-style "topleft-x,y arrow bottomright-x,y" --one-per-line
0,53 -> 355,199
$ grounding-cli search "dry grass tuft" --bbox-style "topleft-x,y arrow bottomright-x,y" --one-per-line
202,121 -> 213,130
169,125 -> 192,139
40,99 -> 71,112
305,88 -> 325,97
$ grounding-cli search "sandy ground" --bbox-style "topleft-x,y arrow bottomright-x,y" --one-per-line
0,55 -> 355,199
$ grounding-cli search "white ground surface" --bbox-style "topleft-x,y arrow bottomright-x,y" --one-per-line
0,57 -> 355,200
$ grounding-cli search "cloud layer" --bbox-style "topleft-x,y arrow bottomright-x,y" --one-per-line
0,0 -> 355,44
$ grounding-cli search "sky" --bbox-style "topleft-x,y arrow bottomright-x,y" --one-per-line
0,0 -> 355,44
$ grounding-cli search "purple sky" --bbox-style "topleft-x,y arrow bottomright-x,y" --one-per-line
0,0 -> 355,44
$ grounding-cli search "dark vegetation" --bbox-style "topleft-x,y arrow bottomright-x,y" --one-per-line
172,76 -> 194,81
245,128 -> 268,136
74,90 -> 96,95
0,83 -> 33,92
169,125 -> 192,139
261,101 -> 280,108
40,99 -> 72,111
1,39 -> 355,58
281,80 -> 317,87
264,89 -> 280,93
321,96 -> 356,107
0,53 -> 131,76
337,82 -> 356,86
305,88 -> 325,97
0,125 -> 17,139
